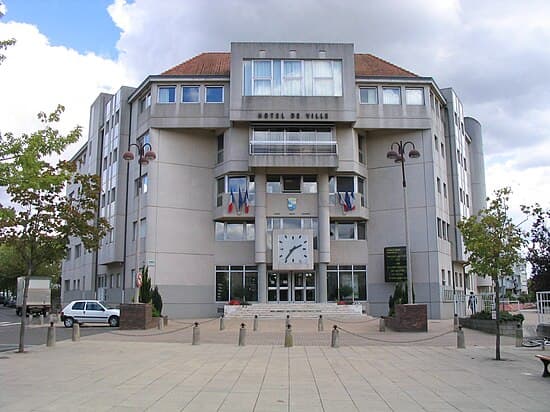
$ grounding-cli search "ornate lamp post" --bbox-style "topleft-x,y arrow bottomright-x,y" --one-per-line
387,140 -> 420,305
123,142 -> 156,303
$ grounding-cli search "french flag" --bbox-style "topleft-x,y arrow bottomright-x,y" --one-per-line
228,189 -> 235,213
345,191 -> 356,211
244,188 -> 250,214
238,187 -> 244,214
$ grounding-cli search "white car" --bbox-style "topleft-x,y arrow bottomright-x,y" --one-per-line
60,300 -> 120,328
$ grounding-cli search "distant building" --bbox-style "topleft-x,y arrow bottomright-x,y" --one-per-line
62,42 -> 486,319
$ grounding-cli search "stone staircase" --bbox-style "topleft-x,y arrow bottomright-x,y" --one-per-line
224,303 -> 364,318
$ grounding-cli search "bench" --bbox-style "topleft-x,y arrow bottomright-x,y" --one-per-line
535,355 -> 550,377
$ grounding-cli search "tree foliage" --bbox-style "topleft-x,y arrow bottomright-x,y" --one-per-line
521,204 -> 550,293
151,286 -> 163,316
139,266 -> 152,304
0,106 -> 110,352
457,187 -> 526,360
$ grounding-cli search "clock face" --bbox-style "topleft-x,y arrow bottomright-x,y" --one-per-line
278,233 -> 309,265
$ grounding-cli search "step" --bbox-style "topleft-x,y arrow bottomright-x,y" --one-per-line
224,303 -> 364,318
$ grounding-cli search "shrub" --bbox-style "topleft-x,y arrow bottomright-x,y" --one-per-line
339,285 -> 353,300
470,310 -> 524,323
138,266 -> 152,304
151,285 -> 163,315
470,310 -> 492,320
152,306 -> 161,317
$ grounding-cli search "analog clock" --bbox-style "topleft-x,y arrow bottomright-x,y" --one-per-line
273,230 -> 314,270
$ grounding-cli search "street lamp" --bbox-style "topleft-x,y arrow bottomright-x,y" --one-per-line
387,140 -> 420,305
123,142 -> 156,304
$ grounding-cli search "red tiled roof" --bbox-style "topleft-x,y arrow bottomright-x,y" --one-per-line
161,52 -> 417,78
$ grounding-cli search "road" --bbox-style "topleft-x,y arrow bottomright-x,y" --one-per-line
0,306 -> 112,352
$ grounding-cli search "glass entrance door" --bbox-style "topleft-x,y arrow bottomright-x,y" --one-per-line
268,272 -> 315,302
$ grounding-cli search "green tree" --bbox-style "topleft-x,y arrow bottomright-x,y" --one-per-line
151,286 -> 163,316
0,106 -> 110,353
139,266 -> 152,304
457,187 -> 526,360
521,204 -> 550,293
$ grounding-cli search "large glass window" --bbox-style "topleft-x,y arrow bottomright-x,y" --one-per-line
217,175 -> 255,207
327,265 -> 367,301
406,88 -> 424,105
359,87 -> 378,104
330,221 -> 366,240
215,221 -> 255,241
216,265 -> 258,302
206,86 -> 224,103
329,175 -> 366,207
382,87 -> 401,104
243,59 -> 342,96
182,86 -> 200,103
266,175 -> 318,193
158,86 -> 176,103
250,127 -> 336,155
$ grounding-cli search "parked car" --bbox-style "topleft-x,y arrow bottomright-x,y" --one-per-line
60,300 -> 120,328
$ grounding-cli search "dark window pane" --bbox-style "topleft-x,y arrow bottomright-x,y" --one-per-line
245,272 -> 258,301
327,273 -> 338,301
206,87 -> 223,103
283,175 -> 301,192
337,176 -> 354,192
230,271 -> 244,300
72,302 -> 85,310
216,272 -> 229,301
357,222 -> 366,240
357,271 -> 367,300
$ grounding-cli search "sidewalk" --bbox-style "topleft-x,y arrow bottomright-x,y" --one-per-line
1,317 -> 549,411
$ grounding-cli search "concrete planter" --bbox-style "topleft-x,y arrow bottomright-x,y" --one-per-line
385,304 -> 428,332
120,303 -> 156,330
459,317 -> 521,336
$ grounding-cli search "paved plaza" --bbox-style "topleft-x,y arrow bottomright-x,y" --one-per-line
1,316 -> 549,411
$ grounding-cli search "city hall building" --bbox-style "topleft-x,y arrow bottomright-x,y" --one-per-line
61,42 -> 487,319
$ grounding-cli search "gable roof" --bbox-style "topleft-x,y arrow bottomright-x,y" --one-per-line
161,51 -> 417,78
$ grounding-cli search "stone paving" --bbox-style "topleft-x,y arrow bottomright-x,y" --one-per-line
1,314 -> 549,411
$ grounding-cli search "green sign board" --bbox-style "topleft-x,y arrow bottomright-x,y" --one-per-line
384,246 -> 407,282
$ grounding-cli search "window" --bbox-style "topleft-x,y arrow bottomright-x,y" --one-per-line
382,87 -> 401,104
464,157 -> 467,171
441,269 -> 446,286
283,175 -> 301,192
218,175 -> 255,207
110,188 -> 116,203
216,177 -> 224,207
330,221 -> 366,240
182,86 -> 200,103
266,175 -> 317,194
466,194 -> 470,208
135,174 -> 148,195
405,88 -> 424,105
116,273 -> 121,288
205,86 -> 224,103
140,218 -> 147,238
64,280 -> 70,291
75,244 -> 82,258
217,134 -> 224,164
359,87 -> 378,104
358,134 -> 366,164
216,265 -> 258,302
440,142 -> 445,157
437,218 -> 442,238
158,86 -> 176,103
215,221 -> 255,241
358,177 -> 366,207
443,183 -> 447,198
250,127 -> 335,155
437,177 -> 441,193
435,135 -> 439,152
327,265 -> 367,301
72,301 -> 85,310
328,175 -> 366,207
302,175 -> 317,193
442,220 -> 447,240
66,248 -> 71,261
132,221 -> 137,241
243,59 -> 343,96
86,302 -> 103,311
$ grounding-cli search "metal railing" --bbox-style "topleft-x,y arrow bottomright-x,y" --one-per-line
537,291 -> 550,325
249,140 -> 337,155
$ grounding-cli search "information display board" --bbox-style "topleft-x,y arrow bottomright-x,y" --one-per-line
384,246 -> 407,282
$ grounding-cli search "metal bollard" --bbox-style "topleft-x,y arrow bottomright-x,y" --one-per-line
457,326 -> 465,349
39,314 -> 44,326
285,314 -> 290,328
379,318 -> 386,332
284,324 -> 294,348
238,323 -> 246,346
253,315 -> 258,331
46,322 -> 56,347
157,317 -> 164,330
72,322 -> 80,342
318,315 -> 324,332
453,314 -> 458,332
192,322 -> 200,345
219,315 -> 225,331
331,325 -> 339,348
515,323 -> 523,348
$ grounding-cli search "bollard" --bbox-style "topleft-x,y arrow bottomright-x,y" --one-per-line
39,314 -> 44,326
284,324 -> 294,348
192,322 -> 200,345
515,323 -> 523,348
453,314 -> 458,332
285,314 -> 290,328
542,339 -> 546,352
318,315 -> 324,332
253,315 -> 258,332
379,318 -> 386,332
163,316 -> 168,327
457,326 -> 465,349
157,317 -> 164,330
238,323 -> 246,346
46,322 -> 56,347
331,325 -> 339,348
72,322 -> 80,342
219,315 -> 225,331
26,314 -> 32,326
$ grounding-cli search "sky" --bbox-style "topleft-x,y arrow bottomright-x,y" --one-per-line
0,0 -> 549,225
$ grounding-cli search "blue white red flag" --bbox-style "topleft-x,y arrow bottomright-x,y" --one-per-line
238,187 -> 244,214
344,191 -> 356,211
244,188 -> 250,214
228,189 -> 235,213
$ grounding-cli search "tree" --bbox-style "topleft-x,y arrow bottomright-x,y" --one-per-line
457,187 -> 526,360
138,266 -> 152,304
151,286 -> 163,316
521,204 -> 550,293
0,106 -> 110,353
0,3 -> 16,65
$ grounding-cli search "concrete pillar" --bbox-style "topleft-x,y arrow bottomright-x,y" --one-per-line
255,173 -> 267,303
317,173 -> 330,303
219,315 -> 225,331
238,323 -> 246,346
192,322 -> 200,345
331,325 -> 339,348
284,324 -> 293,348
318,315 -> 324,332
379,318 -> 386,332
46,322 -> 56,347
253,315 -> 258,331
457,326 -> 465,349
72,323 -> 80,342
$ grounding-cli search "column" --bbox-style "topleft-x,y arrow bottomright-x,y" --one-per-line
317,173 -> 330,303
254,173 -> 267,303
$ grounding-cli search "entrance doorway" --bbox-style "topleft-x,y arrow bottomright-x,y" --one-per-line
267,272 -> 315,302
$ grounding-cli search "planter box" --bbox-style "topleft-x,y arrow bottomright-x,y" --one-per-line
459,317 -> 522,336
386,304 -> 428,332
120,303 -> 156,330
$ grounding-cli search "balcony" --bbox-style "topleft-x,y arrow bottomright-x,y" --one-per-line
214,192 -> 255,220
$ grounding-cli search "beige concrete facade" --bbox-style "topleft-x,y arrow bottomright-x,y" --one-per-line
61,42 -> 486,319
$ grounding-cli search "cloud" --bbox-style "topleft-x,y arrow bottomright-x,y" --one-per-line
0,20 -> 133,159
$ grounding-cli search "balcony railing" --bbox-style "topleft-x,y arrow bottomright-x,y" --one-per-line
250,140 -> 337,155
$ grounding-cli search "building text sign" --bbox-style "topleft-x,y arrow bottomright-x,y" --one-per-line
257,112 -> 329,120
384,246 -> 407,282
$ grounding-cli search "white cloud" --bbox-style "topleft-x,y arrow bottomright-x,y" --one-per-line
0,21 -> 134,159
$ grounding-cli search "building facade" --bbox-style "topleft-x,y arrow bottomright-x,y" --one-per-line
61,42 -> 486,319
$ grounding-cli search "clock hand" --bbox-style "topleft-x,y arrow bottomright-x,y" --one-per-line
284,245 -> 301,263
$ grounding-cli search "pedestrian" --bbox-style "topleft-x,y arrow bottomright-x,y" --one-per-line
468,291 -> 477,314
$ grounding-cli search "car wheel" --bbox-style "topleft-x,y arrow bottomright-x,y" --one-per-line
108,316 -> 119,327
64,317 -> 74,328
